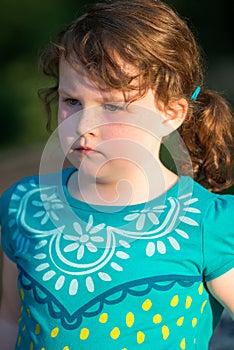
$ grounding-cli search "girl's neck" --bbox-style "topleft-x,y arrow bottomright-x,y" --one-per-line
67,165 -> 179,206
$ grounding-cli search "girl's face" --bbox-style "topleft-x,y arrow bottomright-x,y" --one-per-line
58,59 -> 167,184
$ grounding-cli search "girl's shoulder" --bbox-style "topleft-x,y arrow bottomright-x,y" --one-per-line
184,175 -> 234,212
196,179 -> 234,221
176,176 -> 234,233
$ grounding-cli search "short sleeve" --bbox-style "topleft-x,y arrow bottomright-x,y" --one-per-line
0,183 -> 18,262
203,194 -> 234,281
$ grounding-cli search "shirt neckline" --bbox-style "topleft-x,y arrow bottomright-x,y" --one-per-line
59,168 -> 193,213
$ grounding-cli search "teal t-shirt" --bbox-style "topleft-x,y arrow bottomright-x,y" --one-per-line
1,169 -> 234,350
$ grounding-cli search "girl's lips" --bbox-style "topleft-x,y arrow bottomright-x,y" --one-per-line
73,147 -> 99,155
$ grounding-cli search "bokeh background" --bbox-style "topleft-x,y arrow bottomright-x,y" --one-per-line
0,0 -> 234,348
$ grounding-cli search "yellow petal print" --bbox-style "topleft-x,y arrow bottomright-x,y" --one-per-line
142,299 -> 152,311
80,328 -> 90,340
198,283 -> 203,295
185,296 -> 192,309
201,300 -> 208,313
35,323 -> 40,335
99,313 -> 108,323
170,295 -> 179,307
180,338 -> 186,349
176,316 -> 184,327
26,308 -> 31,318
153,314 -> 162,324
17,336 -> 22,347
192,318 -> 197,327
126,312 -> 135,328
110,327 -> 120,340
20,288 -> 25,300
162,325 -> 170,340
137,331 -> 145,344
51,327 -> 59,338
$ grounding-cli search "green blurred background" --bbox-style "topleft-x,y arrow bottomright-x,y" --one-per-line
0,0 -> 234,194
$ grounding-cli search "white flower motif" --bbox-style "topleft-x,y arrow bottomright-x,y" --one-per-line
32,193 -> 64,225
124,206 -> 166,230
63,215 -> 105,261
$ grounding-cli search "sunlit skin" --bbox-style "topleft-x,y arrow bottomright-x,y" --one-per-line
58,58 -> 187,205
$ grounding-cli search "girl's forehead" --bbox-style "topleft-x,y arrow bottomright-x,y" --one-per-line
59,57 -> 142,101
59,58 -> 103,93
59,57 -> 86,77
59,53 -> 138,79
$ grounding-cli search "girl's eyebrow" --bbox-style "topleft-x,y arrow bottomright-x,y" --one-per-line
102,90 -> 138,103
58,87 -> 128,103
58,87 -> 75,96
102,95 -> 127,103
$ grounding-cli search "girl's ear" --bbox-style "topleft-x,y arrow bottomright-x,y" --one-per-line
161,98 -> 188,132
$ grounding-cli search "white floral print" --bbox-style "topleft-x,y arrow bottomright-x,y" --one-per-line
124,206 -> 166,230
32,193 -> 64,225
63,215 -> 105,260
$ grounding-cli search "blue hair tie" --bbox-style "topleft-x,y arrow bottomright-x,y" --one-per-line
191,86 -> 201,101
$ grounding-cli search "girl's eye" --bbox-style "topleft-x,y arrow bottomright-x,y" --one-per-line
65,99 -> 81,107
103,104 -> 123,112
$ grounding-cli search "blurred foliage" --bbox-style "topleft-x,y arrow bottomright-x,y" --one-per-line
0,0 -> 96,149
0,0 -> 233,150
168,0 -> 234,54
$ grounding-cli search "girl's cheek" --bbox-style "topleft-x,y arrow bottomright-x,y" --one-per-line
58,102 -> 83,124
101,125 -> 123,139
58,113 -> 63,125
58,104 -> 70,124
103,125 -> 137,139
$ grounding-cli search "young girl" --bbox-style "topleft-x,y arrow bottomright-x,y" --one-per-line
1,0 -> 234,349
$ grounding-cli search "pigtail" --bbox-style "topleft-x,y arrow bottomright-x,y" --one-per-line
180,90 -> 234,192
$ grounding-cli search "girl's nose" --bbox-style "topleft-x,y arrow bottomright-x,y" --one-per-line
75,107 -> 101,137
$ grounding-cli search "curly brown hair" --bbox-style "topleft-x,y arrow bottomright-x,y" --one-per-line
39,0 -> 234,192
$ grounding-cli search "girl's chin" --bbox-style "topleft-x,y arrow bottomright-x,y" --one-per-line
66,155 -> 139,185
